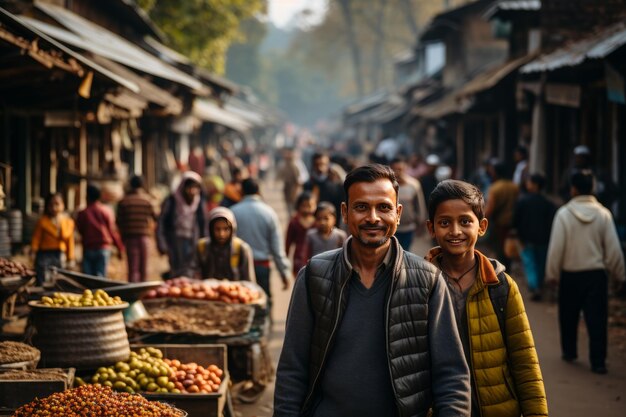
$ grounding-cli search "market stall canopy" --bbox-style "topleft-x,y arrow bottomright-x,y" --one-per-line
193,99 -> 252,133
521,21 -> 626,73
484,0 -> 541,20
0,6 -> 138,94
25,2 -> 208,94
457,53 -> 537,98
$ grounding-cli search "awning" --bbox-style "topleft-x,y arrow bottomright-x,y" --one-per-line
193,99 -> 252,133
27,2 -> 208,94
343,91 -> 391,117
484,0 -> 541,20
90,55 -> 183,115
412,90 -> 462,119
457,53 -> 536,97
521,21 -> 626,73
0,7 -> 138,93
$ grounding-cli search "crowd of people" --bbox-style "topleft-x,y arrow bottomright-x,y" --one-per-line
26,138 -> 625,415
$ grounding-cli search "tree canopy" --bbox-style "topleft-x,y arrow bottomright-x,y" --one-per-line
137,0 -> 265,73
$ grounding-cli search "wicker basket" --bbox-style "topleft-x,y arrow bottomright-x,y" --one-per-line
29,302 -> 130,370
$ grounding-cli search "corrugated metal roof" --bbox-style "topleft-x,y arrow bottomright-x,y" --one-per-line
30,2 -> 207,93
193,99 -> 252,133
484,0 -> 540,19
458,53 -> 536,97
521,21 -> 626,73
0,7 -> 139,93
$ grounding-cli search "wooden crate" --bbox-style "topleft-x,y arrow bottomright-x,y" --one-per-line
0,368 -> 75,411
131,344 -> 229,417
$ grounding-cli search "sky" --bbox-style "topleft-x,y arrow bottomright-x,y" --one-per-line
268,0 -> 327,28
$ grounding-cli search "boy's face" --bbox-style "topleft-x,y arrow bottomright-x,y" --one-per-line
211,219 -> 232,246
48,196 -> 64,215
298,198 -> 316,217
316,210 -> 335,234
427,199 -> 487,257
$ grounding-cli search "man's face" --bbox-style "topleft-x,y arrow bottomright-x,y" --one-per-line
211,219 -> 232,246
342,179 -> 402,249
427,199 -> 487,258
313,156 -> 330,176
390,162 -> 405,179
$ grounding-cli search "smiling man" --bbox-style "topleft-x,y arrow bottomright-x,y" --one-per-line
274,164 -> 470,417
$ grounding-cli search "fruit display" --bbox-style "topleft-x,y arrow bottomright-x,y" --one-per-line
36,289 -> 124,308
0,258 -> 34,277
12,384 -> 185,417
0,341 -> 39,365
128,299 -> 254,336
143,277 -> 261,304
86,347 -> 224,395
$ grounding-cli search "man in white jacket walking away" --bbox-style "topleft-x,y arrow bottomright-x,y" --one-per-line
546,170 -> 625,375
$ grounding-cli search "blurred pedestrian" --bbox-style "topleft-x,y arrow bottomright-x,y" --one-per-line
512,173 -> 557,300
196,206 -> 255,282
285,191 -> 316,275
419,154 -> 441,202
512,145 -> 529,192
157,171 -> 205,278
31,193 -> 75,284
117,176 -> 157,283
390,156 -> 427,250
232,178 -> 292,314
221,167 -> 245,208
76,184 -> 124,277
484,160 -> 519,270
303,151 -> 344,226
546,170 -> 625,374
306,201 -> 347,259
277,147 -> 307,217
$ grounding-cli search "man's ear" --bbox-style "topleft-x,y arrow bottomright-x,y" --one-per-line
341,202 -> 348,225
478,218 -> 488,236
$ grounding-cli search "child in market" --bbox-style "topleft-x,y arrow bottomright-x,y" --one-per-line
306,201 -> 347,259
425,179 -> 547,417
285,191 -> 317,275
196,206 -> 255,282
30,193 -> 75,285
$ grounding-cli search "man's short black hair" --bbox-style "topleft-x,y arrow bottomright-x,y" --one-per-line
515,145 -> 528,158
390,156 -> 406,165
343,164 -> 399,203
241,178 -> 260,195
86,184 -> 101,203
312,151 -> 328,161
130,175 -> 144,190
528,173 -> 546,190
428,179 -> 484,221
570,170 -> 594,195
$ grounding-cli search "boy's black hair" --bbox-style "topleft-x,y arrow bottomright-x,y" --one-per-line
428,179 -> 485,221
129,175 -> 144,190
569,169 -> 594,195
86,184 -> 101,203
295,191 -> 314,211
241,178 -> 260,195
528,173 -> 546,190
44,192 -> 63,216
343,164 -> 399,203
315,201 -> 336,218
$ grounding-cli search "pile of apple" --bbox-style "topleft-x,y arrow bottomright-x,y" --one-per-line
143,277 -> 261,304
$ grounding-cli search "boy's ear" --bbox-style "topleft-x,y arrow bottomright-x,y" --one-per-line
426,220 -> 436,238
478,218 -> 488,236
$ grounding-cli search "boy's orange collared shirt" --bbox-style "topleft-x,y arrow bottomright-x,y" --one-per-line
31,215 -> 75,261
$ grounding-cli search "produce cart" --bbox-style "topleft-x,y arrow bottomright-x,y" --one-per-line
127,278 -> 273,405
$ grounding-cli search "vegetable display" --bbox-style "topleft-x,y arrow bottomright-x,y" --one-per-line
143,278 -> 261,304
36,289 -> 124,308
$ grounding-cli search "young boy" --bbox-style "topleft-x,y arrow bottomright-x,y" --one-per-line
306,201 -> 347,259
285,192 -> 317,274
196,206 -> 255,282
425,179 -> 547,417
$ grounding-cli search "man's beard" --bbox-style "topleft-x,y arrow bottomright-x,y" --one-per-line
356,225 -> 390,248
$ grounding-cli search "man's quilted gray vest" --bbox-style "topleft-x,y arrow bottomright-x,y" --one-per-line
301,239 -> 438,417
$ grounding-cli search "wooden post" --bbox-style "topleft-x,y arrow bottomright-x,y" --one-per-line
529,75 -> 546,175
456,118 -> 465,178
79,121 -> 87,208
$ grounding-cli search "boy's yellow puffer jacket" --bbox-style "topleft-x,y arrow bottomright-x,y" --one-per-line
427,248 -> 548,417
